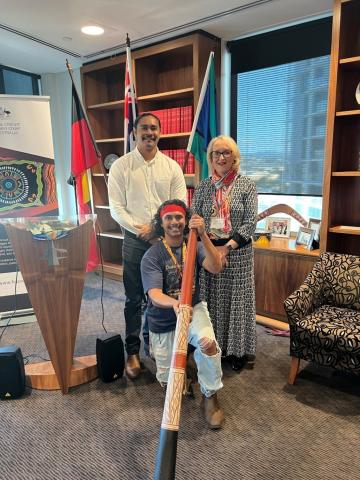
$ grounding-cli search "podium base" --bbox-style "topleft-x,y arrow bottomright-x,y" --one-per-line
25,355 -> 98,391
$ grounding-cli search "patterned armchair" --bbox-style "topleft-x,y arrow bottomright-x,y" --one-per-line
284,252 -> 360,384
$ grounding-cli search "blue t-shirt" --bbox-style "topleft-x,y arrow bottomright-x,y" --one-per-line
140,240 -> 206,334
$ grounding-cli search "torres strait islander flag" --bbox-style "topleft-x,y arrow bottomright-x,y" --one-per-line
124,39 -> 138,154
187,52 -> 218,180
71,83 -> 100,271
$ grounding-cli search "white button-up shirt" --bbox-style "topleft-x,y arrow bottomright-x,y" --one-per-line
108,147 -> 187,235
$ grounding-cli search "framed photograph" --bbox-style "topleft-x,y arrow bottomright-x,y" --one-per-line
295,227 -> 315,249
307,218 -> 321,242
265,217 -> 291,238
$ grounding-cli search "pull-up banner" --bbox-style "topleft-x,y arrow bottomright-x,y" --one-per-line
0,95 -> 58,317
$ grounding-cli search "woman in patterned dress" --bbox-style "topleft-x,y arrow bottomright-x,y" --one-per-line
192,135 -> 258,370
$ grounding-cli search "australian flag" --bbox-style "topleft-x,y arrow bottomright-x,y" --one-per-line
124,38 -> 138,154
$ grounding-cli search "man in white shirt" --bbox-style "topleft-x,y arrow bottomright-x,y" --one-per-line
108,112 -> 187,379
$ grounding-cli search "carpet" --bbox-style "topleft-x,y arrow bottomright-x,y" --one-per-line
0,272 -> 359,480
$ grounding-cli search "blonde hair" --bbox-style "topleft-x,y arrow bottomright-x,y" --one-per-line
206,135 -> 241,175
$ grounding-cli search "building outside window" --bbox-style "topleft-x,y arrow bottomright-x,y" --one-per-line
230,18 -> 332,231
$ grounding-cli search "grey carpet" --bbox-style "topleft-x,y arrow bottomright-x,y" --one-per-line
1,272 -> 359,480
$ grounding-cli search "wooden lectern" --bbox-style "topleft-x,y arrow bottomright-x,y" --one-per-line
4,216 -> 98,394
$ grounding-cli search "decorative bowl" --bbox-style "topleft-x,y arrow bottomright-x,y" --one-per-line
252,229 -> 272,243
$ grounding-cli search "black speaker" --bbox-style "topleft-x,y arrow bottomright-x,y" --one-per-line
0,345 -> 25,400
96,333 -> 125,382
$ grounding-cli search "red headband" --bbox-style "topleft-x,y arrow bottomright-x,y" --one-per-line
160,204 -> 186,219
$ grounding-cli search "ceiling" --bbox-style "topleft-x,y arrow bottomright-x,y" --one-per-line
0,0 -> 333,74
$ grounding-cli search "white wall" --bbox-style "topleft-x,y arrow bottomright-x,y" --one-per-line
41,69 -> 82,218
220,39 -> 231,135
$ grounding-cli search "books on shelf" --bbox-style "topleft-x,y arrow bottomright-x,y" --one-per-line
162,149 -> 195,174
148,106 -> 193,134
186,187 -> 194,207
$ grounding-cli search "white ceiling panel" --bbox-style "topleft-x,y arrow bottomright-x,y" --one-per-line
0,0 -> 333,74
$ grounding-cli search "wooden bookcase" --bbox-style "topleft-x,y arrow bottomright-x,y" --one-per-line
81,32 -> 221,278
321,0 -> 360,255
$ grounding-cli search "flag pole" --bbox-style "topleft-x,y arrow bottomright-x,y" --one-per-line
66,59 -> 108,186
126,34 -> 137,129
186,51 -> 214,153
183,51 -> 214,174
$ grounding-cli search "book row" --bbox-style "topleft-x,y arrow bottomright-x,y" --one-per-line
149,106 -> 193,134
187,187 -> 194,208
162,149 -> 195,174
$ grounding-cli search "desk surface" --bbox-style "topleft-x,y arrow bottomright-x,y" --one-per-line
253,237 -> 320,257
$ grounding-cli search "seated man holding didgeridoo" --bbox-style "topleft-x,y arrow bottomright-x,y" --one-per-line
140,199 -> 225,429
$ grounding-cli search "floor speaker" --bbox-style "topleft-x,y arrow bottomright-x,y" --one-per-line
96,333 -> 125,382
0,345 -> 25,399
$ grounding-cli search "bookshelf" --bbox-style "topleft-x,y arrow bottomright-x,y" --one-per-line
321,0 -> 360,255
81,32 -> 221,278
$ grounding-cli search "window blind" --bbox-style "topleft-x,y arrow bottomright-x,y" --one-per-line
236,55 -> 330,195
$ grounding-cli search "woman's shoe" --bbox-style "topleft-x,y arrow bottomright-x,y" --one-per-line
231,356 -> 246,371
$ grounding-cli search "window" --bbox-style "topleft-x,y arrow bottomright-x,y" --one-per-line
0,66 -> 40,95
236,56 -> 330,196
229,18 -> 332,227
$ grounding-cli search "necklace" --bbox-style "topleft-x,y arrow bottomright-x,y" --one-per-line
161,238 -> 187,285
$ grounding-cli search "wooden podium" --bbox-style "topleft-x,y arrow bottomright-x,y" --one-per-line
4,216 -> 98,394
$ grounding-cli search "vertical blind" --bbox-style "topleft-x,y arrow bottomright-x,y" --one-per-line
229,17 -> 332,197
236,55 -> 330,195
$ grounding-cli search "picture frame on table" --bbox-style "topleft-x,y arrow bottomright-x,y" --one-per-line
295,227 -> 315,249
265,217 -> 291,238
307,218 -> 321,242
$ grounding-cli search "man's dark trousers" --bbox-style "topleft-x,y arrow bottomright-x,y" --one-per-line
123,231 -> 150,355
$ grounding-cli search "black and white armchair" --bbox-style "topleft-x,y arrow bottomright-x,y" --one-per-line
284,252 -> 360,384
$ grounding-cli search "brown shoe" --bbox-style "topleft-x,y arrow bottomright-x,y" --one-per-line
125,354 -> 141,379
200,393 -> 224,430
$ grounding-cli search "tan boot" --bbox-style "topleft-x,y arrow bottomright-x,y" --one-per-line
125,354 -> 141,379
201,393 -> 224,430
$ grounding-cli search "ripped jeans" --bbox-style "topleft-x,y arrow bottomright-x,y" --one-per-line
149,301 -> 223,398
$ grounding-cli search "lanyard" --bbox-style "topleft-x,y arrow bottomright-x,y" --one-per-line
161,238 -> 187,284
212,182 -> 235,214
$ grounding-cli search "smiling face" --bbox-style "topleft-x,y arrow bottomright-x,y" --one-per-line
161,211 -> 186,244
134,115 -> 160,158
210,139 -> 235,177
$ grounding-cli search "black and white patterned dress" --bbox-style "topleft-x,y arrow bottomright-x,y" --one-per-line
192,174 -> 258,358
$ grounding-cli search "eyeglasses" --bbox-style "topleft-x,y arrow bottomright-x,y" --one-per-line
211,150 -> 232,159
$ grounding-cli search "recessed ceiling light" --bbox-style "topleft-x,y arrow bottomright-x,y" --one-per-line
81,25 -> 104,36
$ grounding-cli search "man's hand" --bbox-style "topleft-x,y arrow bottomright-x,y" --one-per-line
198,337 -> 217,355
173,302 -> 194,320
134,223 -> 155,241
188,214 -> 205,236
172,300 -> 181,316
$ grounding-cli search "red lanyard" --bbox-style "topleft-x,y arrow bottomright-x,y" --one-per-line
212,182 -> 235,214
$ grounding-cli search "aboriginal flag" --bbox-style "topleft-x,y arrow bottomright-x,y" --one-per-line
71,83 -> 100,271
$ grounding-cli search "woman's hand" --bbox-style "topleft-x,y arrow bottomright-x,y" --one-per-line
216,245 -> 229,268
216,245 -> 229,257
